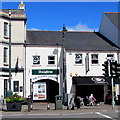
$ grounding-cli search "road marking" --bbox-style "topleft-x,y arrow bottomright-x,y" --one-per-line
102,110 -> 108,112
115,110 -> 120,113
27,112 -> 94,116
95,112 -> 113,119
62,112 -> 94,116
27,114 -> 60,116
2,114 -> 24,117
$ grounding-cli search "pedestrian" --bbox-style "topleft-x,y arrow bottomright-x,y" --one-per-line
83,96 -> 89,106
76,96 -> 81,109
89,94 -> 96,106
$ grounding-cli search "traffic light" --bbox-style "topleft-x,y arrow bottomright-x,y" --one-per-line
116,63 -> 120,77
110,61 -> 117,77
102,61 -> 109,77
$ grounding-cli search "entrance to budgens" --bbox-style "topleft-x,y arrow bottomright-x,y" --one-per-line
33,79 -> 59,103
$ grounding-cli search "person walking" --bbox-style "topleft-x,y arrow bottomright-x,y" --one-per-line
89,94 -> 96,106
76,96 -> 81,109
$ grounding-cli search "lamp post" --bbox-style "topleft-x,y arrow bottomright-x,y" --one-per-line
62,24 -> 67,104
7,10 -> 13,97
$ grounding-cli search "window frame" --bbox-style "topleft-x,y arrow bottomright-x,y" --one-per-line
75,54 -> 83,64
3,47 -> 8,63
13,81 -> 19,92
48,56 -> 55,65
107,54 -> 114,62
91,54 -> 99,64
4,22 -> 8,37
33,55 -> 40,65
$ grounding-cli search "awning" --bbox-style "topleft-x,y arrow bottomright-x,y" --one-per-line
106,77 -> 120,84
72,76 -> 107,85
72,76 -> 120,85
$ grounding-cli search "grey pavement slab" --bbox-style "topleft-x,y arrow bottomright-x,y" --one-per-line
1,102 -> 119,115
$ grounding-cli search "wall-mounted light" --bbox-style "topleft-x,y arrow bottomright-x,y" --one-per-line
75,72 -> 78,76
70,73 -> 73,77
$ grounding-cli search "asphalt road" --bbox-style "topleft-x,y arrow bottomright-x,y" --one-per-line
1,110 -> 119,120
1,118 -> 119,120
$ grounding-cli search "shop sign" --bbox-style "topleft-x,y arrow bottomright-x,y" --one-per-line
32,69 -> 59,75
31,75 -> 57,82
33,82 -> 47,100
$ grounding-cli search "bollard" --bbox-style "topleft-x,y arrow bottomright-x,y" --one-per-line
47,102 -> 50,110
28,95 -> 31,112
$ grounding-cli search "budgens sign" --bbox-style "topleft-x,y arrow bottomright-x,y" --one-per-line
32,69 -> 59,75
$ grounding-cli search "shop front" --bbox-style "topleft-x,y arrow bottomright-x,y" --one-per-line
72,76 -> 108,102
31,69 -> 59,103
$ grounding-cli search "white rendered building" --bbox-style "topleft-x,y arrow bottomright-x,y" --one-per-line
0,3 -> 26,98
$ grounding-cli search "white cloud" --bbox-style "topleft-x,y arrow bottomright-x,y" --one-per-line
28,28 -> 40,31
66,23 -> 98,31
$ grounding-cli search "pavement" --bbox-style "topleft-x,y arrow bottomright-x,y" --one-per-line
1,102 -> 120,115
0,102 -> 120,120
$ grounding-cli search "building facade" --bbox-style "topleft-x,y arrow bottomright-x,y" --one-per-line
0,4 -> 26,98
25,31 -> 120,102
100,12 -> 120,48
0,3 -> 120,103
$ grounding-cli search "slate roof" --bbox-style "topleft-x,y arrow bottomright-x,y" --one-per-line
104,12 -> 120,30
0,9 -> 26,19
26,30 -> 119,51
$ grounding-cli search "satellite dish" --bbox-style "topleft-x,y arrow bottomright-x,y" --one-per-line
53,49 -> 58,54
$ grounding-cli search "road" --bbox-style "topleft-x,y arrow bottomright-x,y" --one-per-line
1,109 -> 119,120
0,102 -> 119,120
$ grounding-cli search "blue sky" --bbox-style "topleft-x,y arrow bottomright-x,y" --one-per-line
2,2 -> 118,31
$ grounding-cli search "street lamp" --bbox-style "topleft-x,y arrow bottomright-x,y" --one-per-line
62,24 -> 67,104
7,10 -> 13,97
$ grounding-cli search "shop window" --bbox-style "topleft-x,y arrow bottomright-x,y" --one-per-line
91,54 -> 98,64
33,56 -> 40,65
3,47 -> 8,63
48,56 -> 55,64
13,81 -> 19,92
75,54 -> 82,64
4,22 -> 8,37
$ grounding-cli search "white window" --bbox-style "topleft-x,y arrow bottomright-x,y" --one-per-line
75,54 -> 82,64
33,56 -> 40,65
3,47 -> 8,63
48,56 -> 55,64
4,22 -> 8,37
13,81 -> 19,92
107,54 -> 114,62
91,54 -> 98,64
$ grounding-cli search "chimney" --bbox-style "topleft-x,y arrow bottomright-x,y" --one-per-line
18,1 -> 25,11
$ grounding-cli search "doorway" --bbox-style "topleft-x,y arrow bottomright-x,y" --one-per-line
76,85 -> 104,102
33,79 -> 59,103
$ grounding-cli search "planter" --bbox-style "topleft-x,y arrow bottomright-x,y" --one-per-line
7,102 -> 22,111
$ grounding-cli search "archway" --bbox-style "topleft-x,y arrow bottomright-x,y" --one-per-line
33,79 -> 59,103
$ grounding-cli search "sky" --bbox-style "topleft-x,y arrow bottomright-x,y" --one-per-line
1,1 -> 119,31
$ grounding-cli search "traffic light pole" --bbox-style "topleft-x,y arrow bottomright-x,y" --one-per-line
111,77 -> 114,109
109,60 -> 115,109
109,61 -> 117,109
